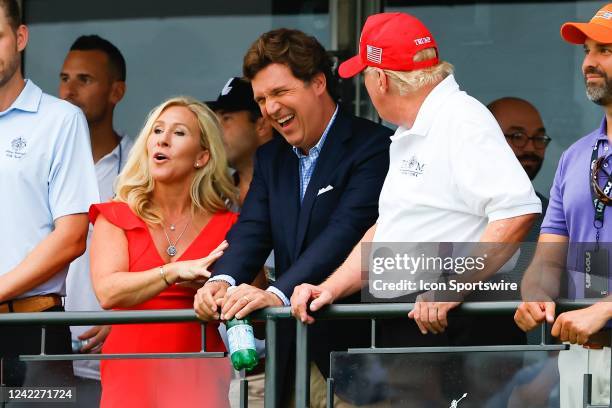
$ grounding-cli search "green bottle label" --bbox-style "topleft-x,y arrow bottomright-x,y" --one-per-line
227,323 -> 256,354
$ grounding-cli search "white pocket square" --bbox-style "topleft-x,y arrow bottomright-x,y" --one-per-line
317,185 -> 334,196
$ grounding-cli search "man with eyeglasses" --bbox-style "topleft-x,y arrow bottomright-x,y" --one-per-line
514,4 -> 612,407
488,97 -> 550,182
488,97 -> 550,242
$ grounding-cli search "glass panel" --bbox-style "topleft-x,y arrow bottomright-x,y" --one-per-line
1,357 -> 90,407
331,350 -> 566,407
0,355 -> 235,407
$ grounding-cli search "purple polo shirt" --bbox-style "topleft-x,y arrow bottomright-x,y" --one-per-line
542,117 -> 612,301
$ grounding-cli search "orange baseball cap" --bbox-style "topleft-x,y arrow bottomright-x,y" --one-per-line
561,4 -> 612,44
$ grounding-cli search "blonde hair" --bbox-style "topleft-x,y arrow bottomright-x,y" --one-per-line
114,96 -> 237,224
366,48 -> 454,95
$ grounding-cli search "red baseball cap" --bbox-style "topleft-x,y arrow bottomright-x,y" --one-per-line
338,12 -> 439,79
561,4 -> 612,44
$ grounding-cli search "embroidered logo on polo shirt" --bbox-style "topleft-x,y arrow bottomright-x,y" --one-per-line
400,155 -> 426,177
6,137 -> 27,159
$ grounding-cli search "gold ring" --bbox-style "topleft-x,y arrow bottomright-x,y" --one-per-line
242,296 -> 251,303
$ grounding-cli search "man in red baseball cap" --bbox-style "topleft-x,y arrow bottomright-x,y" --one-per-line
292,12 -> 540,347
514,4 -> 612,407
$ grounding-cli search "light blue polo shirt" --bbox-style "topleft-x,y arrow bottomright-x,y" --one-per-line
0,80 -> 99,298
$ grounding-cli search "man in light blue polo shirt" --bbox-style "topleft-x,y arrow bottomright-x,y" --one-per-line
0,0 -> 99,387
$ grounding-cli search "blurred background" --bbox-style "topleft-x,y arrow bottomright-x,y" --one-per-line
21,0 -> 605,197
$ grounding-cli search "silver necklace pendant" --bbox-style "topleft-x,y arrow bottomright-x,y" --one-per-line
167,245 -> 177,257
162,217 -> 191,259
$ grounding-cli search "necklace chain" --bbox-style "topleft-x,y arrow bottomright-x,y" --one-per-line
162,218 -> 191,257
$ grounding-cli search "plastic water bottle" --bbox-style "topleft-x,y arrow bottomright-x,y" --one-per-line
226,316 -> 258,371
71,339 -> 87,353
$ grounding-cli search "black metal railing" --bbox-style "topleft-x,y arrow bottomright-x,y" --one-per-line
0,300 -> 609,408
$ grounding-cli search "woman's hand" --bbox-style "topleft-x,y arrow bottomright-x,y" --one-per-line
168,240 -> 228,283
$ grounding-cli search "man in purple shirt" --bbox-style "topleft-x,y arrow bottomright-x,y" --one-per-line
514,4 -> 612,406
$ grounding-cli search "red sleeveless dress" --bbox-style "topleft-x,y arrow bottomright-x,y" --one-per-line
89,202 -> 236,408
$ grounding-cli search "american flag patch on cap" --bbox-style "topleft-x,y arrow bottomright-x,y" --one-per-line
366,45 -> 383,64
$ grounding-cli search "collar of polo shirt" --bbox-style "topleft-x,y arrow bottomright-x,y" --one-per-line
394,75 -> 459,139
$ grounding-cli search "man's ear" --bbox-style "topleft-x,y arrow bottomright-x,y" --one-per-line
109,81 -> 126,105
16,24 -> 28,53
310,71 -> 327,96
375,68 -> 389,94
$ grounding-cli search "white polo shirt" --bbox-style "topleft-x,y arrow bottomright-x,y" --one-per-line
0,80 -> 99,298
374,75 -> 541,244
65,134 -> 133,380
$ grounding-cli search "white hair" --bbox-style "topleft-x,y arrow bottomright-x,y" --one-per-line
366,48 -> 454,95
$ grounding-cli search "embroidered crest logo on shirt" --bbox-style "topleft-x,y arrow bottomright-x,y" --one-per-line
366,45 -> 383,64
400,155 -> 426,177
6,137 -> 27,159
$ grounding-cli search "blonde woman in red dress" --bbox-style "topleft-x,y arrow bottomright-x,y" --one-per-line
89,96 -> 237,407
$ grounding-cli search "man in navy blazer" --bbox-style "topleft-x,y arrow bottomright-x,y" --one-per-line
194,28 -> 391,402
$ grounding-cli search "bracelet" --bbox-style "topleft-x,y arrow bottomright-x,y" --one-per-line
159,265 -> 171,286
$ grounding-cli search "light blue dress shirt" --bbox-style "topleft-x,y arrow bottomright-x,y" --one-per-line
292,106 -> 338,201
0,80 -> 99,298
211,106 -> 339,306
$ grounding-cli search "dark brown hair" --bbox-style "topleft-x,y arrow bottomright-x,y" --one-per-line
0,0 -> 21,31
243,28 -> 337,100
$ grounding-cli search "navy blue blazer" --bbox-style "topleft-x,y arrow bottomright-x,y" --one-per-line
212,108 -> 392,299
212,108 -> 391,401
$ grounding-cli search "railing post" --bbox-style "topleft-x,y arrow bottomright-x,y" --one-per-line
326,378 -> 334,408
295,320 -> 310,408
583,373 -> 592,408
200,323 -> 207,352
264,317 -> 278,408
40,325 -> 46,355
239,378 -> 249,408
1,357 -> 4,408
540,321 -> 547,345
370,318 -> 376,348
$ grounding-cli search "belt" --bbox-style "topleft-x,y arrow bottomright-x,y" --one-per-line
0,294 -> 62,313
583,329 -> 612,349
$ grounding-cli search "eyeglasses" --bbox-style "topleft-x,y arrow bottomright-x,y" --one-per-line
504,132 -> 552,149
592,156 -> 612,205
